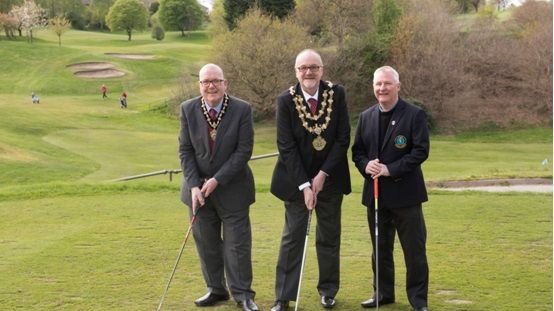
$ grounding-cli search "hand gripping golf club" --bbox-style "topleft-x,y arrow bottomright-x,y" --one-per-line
373,178 -> 379,310
156,205 -> 200,311
295,209 -> 313,311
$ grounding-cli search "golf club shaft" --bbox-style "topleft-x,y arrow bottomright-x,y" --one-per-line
374,178 -> 379,310
295,209 -> 313,311
156,209 -> 198,311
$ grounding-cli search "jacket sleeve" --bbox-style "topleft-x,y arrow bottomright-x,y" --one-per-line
351,112 -> 371,179
178,102 -> 202,188
276,95 -> 309,187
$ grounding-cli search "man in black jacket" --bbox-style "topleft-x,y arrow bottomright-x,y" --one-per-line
352,66 -> 430,311
270,49 -> 351,311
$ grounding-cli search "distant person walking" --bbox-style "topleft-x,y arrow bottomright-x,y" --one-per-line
31,92 -> 40,104
120,92 -> 127,108
100,84 -> 108,99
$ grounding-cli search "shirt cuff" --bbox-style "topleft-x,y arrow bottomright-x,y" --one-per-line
298,181 -> 311,191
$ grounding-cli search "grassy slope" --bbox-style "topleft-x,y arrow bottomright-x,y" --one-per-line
0,28 -> 552,311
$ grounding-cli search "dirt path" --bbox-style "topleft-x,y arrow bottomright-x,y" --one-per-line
427,178 -> 552,193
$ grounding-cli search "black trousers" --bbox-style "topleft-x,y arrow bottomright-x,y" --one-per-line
191,194 -> 255,302
367,200 -> 429,309
274,180 -> 343,301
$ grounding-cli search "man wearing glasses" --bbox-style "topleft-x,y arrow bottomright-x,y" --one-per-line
178,63 -> 258,311
270,49 -> 351,310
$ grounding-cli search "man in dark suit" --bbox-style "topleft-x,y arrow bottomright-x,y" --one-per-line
178,63 -> 258,311
270,49 -> 351,311
352,66 -> 430,311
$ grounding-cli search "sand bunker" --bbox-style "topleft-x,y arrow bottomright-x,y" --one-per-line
105,53 -> 155,60
67,62 -> 115,70
73,68 -> 126,78
68,62 -> 125,78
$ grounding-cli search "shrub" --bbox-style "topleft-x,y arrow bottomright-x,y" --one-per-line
151,24 -> 164,40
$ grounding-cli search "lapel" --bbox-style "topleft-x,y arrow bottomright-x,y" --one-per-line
194,99 -> 211,153
381,99 -> 407,152
210,96 -> 232,160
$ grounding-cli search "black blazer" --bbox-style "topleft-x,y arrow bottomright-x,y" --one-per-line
271,81 -> 351,201
352,98 -> 429,208
178,95 -> 255,209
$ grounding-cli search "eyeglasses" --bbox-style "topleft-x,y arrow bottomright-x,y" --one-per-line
199,79 -> 225,87
296,65 -> 322,73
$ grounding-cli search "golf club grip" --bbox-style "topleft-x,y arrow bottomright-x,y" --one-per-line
305,209 -> 313,235
373,178 -> 378,199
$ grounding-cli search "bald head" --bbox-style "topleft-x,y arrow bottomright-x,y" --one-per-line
295,49 -> 323,68
199,63 -> 225,80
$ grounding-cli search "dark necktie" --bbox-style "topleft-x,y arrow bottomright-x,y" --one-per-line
209,108 -> 217,121
308,98 -> 317,115
208,108 -> 217,151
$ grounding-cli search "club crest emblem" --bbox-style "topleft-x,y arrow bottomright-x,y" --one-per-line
394,135 -> 407,149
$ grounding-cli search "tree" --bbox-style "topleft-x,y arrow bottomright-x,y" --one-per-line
0,13 -> 19,38
106,0 -> 148,41
49,15 -> 71,46
259,0 -> 294,19
223,0 -> 253,30
0,0 -> 22,13
10,0 -> 47,42
35,0 -> 87,28
158,0 -> 203,36
86,0 -> 114,30
214,9 -> 310,119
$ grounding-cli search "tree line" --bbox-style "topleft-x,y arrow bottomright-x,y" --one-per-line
0,0 -> 205,41
202,0 -> 552,132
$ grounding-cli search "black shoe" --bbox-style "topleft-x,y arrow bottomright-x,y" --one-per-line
320,296 -> 336,308
238,299 -> 259,311
270,300 -> 289,311
194,292 -> 230,306
414,307 -> 428,311
360,296 -> 395,308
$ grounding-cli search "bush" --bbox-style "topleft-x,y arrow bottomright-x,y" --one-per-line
151,24 -> 164,40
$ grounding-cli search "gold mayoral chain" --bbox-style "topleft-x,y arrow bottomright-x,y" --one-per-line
201,93 -> 229,141
289,81 -> 334,151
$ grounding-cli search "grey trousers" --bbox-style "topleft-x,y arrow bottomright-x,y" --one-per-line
191,194 -> 255,301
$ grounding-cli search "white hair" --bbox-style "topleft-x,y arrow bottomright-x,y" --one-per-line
374,66 -> 400,83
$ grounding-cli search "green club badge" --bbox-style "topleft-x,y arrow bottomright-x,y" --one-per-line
394,135 -> 407,149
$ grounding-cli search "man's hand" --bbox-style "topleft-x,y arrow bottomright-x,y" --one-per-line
191,187 -> 205,211
312,170 -> 327,197
200,177 -> 219,198
303,187 -> 315,210
365,159 -> 390,179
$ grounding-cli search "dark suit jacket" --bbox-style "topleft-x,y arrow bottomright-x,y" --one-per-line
271,81 -> 351,201
179,95 -> 255,209
352,98 -> 429,208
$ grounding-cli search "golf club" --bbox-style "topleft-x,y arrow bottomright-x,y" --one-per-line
374,177 -> 379,311
156,204 -> 201,311
295,208 -> 313,311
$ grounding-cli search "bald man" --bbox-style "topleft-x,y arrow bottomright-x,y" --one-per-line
270,49 -> 351,310
178,64 -> 258,311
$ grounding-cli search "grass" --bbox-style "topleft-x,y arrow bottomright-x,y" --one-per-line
0,28 -> 552,310
0,189 -> 551,310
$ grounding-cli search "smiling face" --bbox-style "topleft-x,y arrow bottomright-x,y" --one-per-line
198,64 -> 227,107
295,50 -> 323,95
373,68 -> 401,111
